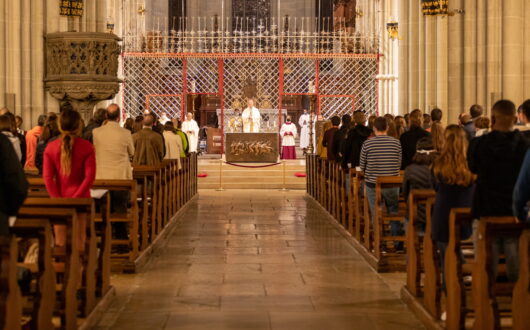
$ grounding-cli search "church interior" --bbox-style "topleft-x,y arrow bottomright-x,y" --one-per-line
1,0 -> 530,329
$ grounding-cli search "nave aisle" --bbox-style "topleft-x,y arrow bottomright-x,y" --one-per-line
94,190 -> 422,330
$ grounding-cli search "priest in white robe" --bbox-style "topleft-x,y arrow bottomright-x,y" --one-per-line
182,112 -> 200,153
280,116 -> 298,160
242,98 -> 261,133
299,110 -> 316,155
159,112 -> 170,125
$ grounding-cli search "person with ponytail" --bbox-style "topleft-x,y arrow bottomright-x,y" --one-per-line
43,109 -> 96,249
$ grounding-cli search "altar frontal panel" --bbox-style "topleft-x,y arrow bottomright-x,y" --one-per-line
225,133 -> 279,163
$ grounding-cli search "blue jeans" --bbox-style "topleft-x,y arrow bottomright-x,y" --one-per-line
365,184 -> 403,243
472,220 -> 519,282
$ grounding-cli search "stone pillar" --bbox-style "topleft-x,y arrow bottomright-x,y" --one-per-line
0,0 -> 6,107
22,0 -> 33,123
408,1 -> 419,110
447,0 -> 464,124
486,0 -> 501,112
464,0 -> 477,107
524,1 -> 530,98
6,0 -> 22,115
476,0 -> 487,107
502,0 -> 524,105
31,0 -> 46,118
418,9 -> 425,109
425,16 -> 435,111
436,16 -> 448,125
398,0 -> 409,114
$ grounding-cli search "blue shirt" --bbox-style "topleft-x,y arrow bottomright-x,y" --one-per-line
513,149 -> 530,222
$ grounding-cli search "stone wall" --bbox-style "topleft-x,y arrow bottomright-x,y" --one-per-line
398,0 -> 530,124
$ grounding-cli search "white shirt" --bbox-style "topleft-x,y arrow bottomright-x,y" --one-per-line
280,122 -> 298,146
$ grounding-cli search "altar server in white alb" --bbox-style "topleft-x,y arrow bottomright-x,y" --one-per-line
242,98 -> 261,133
280,116 -> 298,160
182,112 -> 200,153
299,109 -> 316,154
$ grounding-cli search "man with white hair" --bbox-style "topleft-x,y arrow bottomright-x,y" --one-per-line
242,98 -> 261,133
182,112 -> 199,153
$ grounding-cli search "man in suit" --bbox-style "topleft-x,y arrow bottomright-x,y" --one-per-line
93,104 -> 135,242
132,113 -> 165,166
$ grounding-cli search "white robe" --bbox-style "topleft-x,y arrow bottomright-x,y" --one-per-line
182,119 -> 200,153
242,107 -> 261,133
299,114 -> 311,148
280,122 -> 298,146
159,115 -> 170,125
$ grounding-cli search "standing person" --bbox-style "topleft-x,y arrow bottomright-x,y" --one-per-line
317,121 -> 332,158
342,111 -> 372,169
513,149 -> 530,222
459,113 -> 475,141
299,109 -> 310,155
403,137 -> 437,235
474,116 -> 491,137
470,104 -> 484,125
0,133 -> 28,236
321,116 -> 340,161
24,114 -> 46,169
43,110 -> 96,253
400,109 -> 430,169
132,115 -> 144,134
516,100 -> 530,139
162,121 -> 183,168
15,115 -> 25,136
395,116 -> 406,137
82,108 -> 106,143
279,116 -> 298,160
468,100 -> 530,282
241,98 -> 261,133
431,125 -> 475,287
159,112 -> 170,125
174,119 -> 189,157
422,113 -> 432,131
359,117 -> 402,249
93,104 -> 135,244
132,114 -> 164,166
331,114 -> 352,162
182,112 -> 200,153
35,113 -> 60,175
0,115 -> 22,161
124,118 -> 134,134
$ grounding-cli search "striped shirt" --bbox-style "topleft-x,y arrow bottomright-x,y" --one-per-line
359,135 -> 402,184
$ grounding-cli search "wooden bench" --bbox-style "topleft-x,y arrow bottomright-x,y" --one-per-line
11,219 -> 56,329
0,235 -> 22,330
133,165 -> 162,246
513,228 -> 530,330
17,207 -> 79,330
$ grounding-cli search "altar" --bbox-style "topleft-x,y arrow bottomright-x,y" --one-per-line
225,133 -> 279,163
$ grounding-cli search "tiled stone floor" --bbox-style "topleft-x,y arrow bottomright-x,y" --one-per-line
95,190 -> 423,330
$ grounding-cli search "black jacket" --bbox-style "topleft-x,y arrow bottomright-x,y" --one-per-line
468,130 -> 530,218
342,124 -> 372,169
403,163 -> 435,231
82,121 -> 102,143
400,126 -> 431,169
0,134 -> 29,236
331,125 -> 350,162
463,121 -> 475,141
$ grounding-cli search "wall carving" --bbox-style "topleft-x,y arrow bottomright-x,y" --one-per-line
45,32 -> 121,119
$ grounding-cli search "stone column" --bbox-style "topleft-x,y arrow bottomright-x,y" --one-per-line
476,0 -> 487,106
447,0 -> 464,124
425,16 -> 435,111
6,0 -> 22,115
408,1 -> 419,110
22,0 -> 32,123
502,0 -> 524,105
464,0 -> 477,107
0,0 -> 6,107
398,0 -> 409,114
486,0 -> 501,112
524,0 -> 530,98
418,9 -> 425,109
31,0 -> 46,117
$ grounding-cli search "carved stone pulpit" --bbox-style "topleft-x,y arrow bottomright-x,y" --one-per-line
44,32 -> 121,120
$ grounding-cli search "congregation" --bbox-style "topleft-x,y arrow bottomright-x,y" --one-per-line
314,100 -> 530,283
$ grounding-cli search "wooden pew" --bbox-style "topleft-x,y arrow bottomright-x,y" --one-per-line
370,176 -> 407,271
11,219 -> 56,330
513,228 -> 530,330
354,169 -> 367,244
133,165 -> 162,246
17,207 -> 79,330
0,236 -> 22,330
405,189 -> 436,297
21,197 -> 98,317
471,217 -> 529,330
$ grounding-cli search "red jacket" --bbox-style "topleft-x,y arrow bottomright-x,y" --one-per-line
43,137 -> 96,198
24,125 -> 43,168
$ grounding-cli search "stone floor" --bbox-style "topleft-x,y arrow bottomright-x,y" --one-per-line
94,190 -> 423,330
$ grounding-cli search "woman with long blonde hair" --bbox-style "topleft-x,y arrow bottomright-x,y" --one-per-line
43,110 -> 96,250
431,125 -> 475,286
430,121 -> 445,151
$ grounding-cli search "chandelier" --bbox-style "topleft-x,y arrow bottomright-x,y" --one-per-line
421,0 -> 448,16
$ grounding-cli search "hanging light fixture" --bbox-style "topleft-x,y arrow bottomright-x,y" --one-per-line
421,0 -> 448,16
